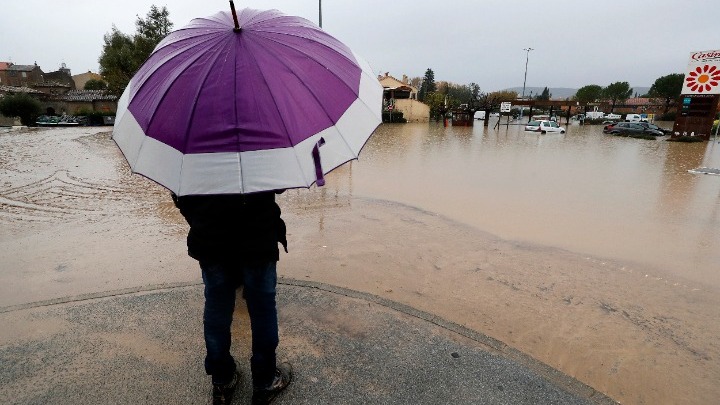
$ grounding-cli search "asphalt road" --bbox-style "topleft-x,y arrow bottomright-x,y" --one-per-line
0,279 -> 616,405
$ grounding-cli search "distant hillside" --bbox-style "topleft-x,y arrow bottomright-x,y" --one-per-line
503,86 -> 651,99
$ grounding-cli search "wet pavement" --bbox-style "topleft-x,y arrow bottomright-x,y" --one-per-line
0,279 -> 615,405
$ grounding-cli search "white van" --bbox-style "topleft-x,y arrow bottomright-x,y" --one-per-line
625,113 -> 647,122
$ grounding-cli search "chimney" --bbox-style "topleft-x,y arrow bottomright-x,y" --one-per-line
402,75 -> 408,84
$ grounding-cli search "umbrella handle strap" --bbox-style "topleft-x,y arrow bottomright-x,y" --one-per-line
312,137 -> 326,187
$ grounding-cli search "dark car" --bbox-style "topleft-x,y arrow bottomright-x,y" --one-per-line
603,121 -> 619,131
603,122 -> 664,136
637,122 -> 672,134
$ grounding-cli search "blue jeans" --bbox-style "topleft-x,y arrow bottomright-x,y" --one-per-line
200,260 -> 279,387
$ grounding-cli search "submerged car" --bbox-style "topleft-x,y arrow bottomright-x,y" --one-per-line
525,120 -> 566,134
637,122 -> 672,134
603,122 -> 663,136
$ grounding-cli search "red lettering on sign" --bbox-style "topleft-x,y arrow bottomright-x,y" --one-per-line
692,51 -> 720,61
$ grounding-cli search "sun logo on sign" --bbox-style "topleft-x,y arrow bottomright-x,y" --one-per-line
686,64 -> 720,93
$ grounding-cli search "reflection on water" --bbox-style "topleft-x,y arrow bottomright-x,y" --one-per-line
325,121 -> 720,287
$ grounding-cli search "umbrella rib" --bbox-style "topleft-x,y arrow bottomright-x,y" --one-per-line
242,38 -> 308,185
232,34 -> 244,193
259,31 -> 357,82
258,36 -> 359,159
255,31 -> 360,134
132,31 -> 226,119
240,39 -> 314,185
180,38 -> 233,155
271,44 -> 367,184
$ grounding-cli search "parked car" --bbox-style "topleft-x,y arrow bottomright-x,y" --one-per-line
605,113 -> 622,120
603,122 -> 663,136
525,120 -> 566,134
602,120 -> 619,130
637,122 -> 672,134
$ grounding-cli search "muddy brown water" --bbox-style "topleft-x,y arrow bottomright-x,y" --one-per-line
338,121 -> 720,289
1,125 -> 719,405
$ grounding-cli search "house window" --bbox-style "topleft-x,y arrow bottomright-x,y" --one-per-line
22,72 -> 27,78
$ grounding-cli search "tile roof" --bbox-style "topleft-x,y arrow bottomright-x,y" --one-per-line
7,64 -> 40,72
625,97 -> 663,106
63,90 -> 118,102
33,81 -> 72,88
0,85 -> 44,94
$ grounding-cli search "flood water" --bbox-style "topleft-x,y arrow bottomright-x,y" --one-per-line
326,120 -> 720,288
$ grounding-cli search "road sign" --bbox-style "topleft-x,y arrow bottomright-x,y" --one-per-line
500,102 -> 512,112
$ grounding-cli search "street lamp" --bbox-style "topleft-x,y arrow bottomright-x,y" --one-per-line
521,47 -> 534,100
520,47 -> 534,121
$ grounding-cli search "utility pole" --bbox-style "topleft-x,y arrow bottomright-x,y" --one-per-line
520,47 -> 534,121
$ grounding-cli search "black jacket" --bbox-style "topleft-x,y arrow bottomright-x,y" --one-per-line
173,192 -> 287,263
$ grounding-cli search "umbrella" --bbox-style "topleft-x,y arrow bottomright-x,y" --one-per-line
112,3 -> 382,196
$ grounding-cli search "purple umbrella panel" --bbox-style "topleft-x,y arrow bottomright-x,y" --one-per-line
112,9 -> 382,195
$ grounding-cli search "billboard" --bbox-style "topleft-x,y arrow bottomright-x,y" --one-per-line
682,50 -> 720,94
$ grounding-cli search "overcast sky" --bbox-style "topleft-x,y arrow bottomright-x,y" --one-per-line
1,0 -> 716,92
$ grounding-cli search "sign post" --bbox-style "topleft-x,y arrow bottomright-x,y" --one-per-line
674,50 -> 720,140
501,102 -> 512,127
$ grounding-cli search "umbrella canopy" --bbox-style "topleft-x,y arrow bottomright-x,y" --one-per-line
113,7 -> 382,196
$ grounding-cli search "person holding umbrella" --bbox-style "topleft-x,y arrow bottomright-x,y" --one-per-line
112,3 -> 382,404
173,191 -> 291,404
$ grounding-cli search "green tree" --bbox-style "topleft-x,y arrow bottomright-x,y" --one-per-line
0,93 -> 42,125
423,92 -> 447,120
574,84 -> 603,104
99,27 -> 136,95
446,83 -> 472,108
133,5 -> 173,61
603,81 -> 633,112
99,5 -> 173,95
409,76 -> 422,89
418,68 -> 436,102
484,90 -> 518,106
468,83 -> 481,110
84,79 -> 108,90
648,73 -> 684,115
536,86 -> 551,101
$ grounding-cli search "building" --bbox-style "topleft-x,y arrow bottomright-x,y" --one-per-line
612,98 -> 666,115
0,63 -> 44,87
378,72 -> 430,122
43,63 -> 76,90
0,61 -> 117,123
62,90 -> 118,114
32,81 -> 72,97
73,71 -> 106,90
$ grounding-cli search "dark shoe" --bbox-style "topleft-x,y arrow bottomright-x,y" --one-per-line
212,370 -> 240,405
252,362 -> 293,405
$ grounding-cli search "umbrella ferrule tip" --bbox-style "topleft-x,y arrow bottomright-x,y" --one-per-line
233,27 -> 241,33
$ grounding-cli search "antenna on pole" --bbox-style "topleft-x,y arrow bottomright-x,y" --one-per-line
229,1 -> 241,32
